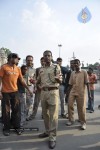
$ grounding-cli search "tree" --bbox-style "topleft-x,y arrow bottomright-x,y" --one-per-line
0,47 -> 11,56
88,62 -> 100,70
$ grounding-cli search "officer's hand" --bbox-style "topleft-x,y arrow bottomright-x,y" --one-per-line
29,79 -> 37,84
55,74 -> 62,83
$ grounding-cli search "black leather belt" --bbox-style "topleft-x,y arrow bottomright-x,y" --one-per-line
42,87 -> 58,91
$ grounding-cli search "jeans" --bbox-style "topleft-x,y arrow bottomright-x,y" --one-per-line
32,90 -> 41,117
19,93 -> 26,126
2,92 -> 20,130
88,90 -> 94,111
26,86 -> 34,118
59,85 -> 65,115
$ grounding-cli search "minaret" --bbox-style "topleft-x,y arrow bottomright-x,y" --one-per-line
72,52 -> 76,60
23,59 -> 26,65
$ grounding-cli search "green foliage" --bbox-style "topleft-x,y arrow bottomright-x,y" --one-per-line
0,47 -> 11,56
88,62 -> 100,70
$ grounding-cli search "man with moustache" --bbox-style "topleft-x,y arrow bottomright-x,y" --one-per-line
37,50 -> 62,149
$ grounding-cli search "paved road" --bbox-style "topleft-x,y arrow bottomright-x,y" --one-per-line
0,82 -> 100,150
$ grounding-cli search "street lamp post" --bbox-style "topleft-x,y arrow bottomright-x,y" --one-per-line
81,61 -> 84,67
58,44 -> 62,57
98,59 -> 100,80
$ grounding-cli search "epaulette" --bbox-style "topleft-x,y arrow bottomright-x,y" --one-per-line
52,63 -> 58,67
39,67 -> 44,74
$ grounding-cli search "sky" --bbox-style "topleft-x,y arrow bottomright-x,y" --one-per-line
0,0 -> 100,67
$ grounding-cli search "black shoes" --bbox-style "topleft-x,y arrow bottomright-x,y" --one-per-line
61,114 -> 68,119
14,128 -> 22,135
98,105 -> 100,109
41,114 -> 43,119
26,117 -> 30,121
86,108 -> 94,113
39,132 -> 49,138
39,133 -> 56,149
3,130 -> 10,136
86,108 -> 90,110
26,115 -> 35,121
90,110 -> 94,113
49,141 -> 56,149
3,128 -> 22,136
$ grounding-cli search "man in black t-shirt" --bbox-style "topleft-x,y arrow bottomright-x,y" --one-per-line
57,58 -> 68,118
18,65 -> 28,127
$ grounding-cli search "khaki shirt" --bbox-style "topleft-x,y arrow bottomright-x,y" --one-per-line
69,70 -> 88,96
37,64 -> 61,88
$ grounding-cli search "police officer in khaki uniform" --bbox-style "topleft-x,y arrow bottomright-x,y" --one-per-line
37,50 -> 62,149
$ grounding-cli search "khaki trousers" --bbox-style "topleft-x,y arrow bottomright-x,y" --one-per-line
41,89 -> 59,141
68,94 -> 86,124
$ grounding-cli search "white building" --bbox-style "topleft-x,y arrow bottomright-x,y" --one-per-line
0,48 -> 7,67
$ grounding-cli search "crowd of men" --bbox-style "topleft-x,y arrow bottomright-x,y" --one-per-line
0,50 -> 97,149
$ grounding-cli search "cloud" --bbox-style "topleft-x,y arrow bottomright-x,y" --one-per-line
21,0 -> 60,39
21,0 -> 54,28
34,0 -> 53,19
4,0 -> 100,67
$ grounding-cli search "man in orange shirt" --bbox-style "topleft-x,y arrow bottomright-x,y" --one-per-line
0,53 -> 33,136
87,67 -> 97,113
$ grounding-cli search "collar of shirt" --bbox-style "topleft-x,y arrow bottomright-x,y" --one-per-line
75,69 -> 82,73
88,73 -> 93,76
45,62 -> 53,67
27,66 -> 33,69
